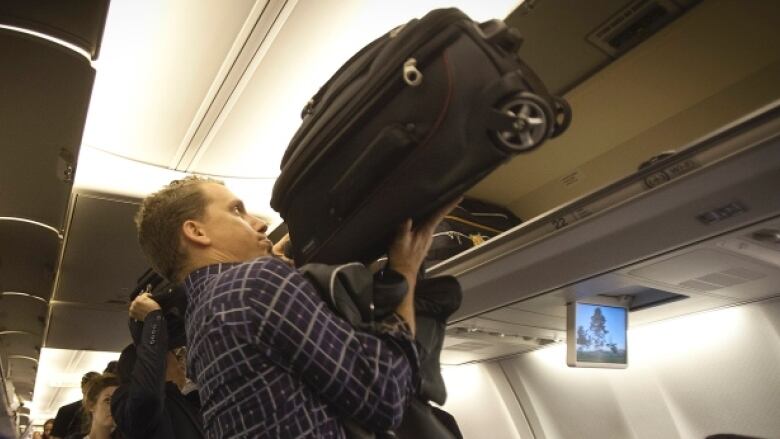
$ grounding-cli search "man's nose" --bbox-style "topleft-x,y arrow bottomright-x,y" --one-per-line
250,215 -> 268,234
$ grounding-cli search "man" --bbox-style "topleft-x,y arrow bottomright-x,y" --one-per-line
110,292 -> 204,439
50,371 -> 99,439
135,176 -> 455,438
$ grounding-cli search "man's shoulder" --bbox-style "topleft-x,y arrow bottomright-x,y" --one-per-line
197,257 -> 304,305
217,257 -> 300,289
55,400 -> 81,415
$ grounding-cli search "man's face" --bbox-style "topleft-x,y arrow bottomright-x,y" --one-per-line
196,183 -> 272,262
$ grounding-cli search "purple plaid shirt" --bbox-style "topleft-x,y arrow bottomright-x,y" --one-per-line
184,257 -> 418,438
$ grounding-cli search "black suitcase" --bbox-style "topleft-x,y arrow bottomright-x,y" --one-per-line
271,8 -> 570,265
427,197 -> 522,267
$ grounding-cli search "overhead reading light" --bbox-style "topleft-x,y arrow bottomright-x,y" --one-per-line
0,23 -> 92,61
73,146 -> 282,227
0,217 -> 63,239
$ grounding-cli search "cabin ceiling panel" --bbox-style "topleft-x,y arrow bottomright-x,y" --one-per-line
629,248 -> 780,302
0,222 -> 59,300
55,194 -> 147,305
0,0 -> 110,59
81,0 -> 259,168
187,0 -> 368,178
0,29 -> 94,228
45,303 -> 130,351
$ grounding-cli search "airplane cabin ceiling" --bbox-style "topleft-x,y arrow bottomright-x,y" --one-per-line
81,0 -> 260,169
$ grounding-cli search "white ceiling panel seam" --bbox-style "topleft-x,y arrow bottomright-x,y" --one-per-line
167,0 -> 281,170
177,0 -> 298,172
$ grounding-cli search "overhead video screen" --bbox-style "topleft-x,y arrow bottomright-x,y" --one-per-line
567,302 -> 627,368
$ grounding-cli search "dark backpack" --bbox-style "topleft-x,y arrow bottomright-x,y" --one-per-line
299,263 -> 463,439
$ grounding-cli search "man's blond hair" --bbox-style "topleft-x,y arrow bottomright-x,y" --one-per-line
135,176 -> 223,282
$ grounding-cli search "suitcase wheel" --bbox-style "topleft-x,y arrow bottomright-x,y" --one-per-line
551,96 -> 573,138
492,92 -> 553,153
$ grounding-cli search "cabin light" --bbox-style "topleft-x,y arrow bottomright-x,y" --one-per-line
73,146 -> 282,228
30,348 -> 121,424
47,373 -> 84,389
0,24 -> 92,61
0,217 -> 62,239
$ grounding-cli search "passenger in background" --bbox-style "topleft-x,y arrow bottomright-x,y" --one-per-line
110,292 -> 204,439
51,371 -> 99,439
65,374 -> 122,439
42,419 -> 55,439
103,361 -> 119,375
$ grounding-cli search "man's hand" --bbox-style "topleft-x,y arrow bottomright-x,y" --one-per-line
129,292 -> 161,321
272,234 -> 295,266
387,197 -> 462,336
388,197 -> 462,281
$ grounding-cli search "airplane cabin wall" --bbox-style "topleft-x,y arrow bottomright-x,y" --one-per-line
439,363 -> 531,439
488,297 -> 780,439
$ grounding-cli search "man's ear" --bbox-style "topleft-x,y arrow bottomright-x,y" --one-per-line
182,219 -> 211,247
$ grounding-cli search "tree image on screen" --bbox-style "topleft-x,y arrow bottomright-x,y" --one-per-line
576,305 -> 627,363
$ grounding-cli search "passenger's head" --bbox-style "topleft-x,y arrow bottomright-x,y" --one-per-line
135,176 -> 272,282
42,419 -> 54,437
80,371 -> 100,396
103,360 -> 118,374
82,374 -> 120,432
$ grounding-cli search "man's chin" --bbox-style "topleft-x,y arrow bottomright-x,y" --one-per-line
256,241 -> 273,257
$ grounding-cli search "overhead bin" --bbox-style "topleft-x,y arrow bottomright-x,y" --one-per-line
0,0 -> 110,59
0,28 -> 95,230
45,193 -> 147,351
433,102 -> 780,322
437,104 -> 780,364
0,222 -> 59,301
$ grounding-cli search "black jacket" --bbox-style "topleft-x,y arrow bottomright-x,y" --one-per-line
51,400 -> 83,438
110,310 -> 204,439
